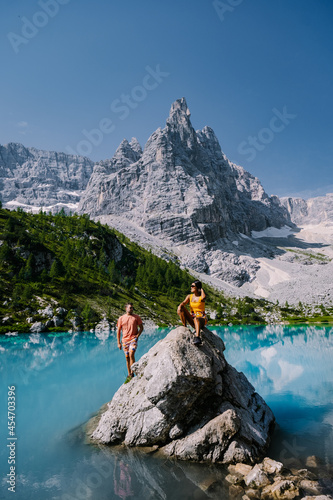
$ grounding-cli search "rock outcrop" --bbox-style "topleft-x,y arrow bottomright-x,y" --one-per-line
0,142 -> 94,213
281,193 -> 333,226
90,326 -> 275,464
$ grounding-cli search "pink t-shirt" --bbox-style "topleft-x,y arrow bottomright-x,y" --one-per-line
117,314 -> 143,343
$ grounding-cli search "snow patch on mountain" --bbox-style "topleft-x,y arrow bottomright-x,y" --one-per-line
0,142 -> 93,212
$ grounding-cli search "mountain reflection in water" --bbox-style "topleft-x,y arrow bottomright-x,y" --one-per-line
0,325 -> 332,499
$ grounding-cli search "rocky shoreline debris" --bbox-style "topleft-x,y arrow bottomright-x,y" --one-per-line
225,457 -> 332,499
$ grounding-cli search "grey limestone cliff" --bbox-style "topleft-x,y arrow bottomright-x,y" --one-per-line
78,98 -> 292,284
90,326 -> 275,464
0,142 -> 94,212
281,193 -> 333,225
79,98 -> 290,238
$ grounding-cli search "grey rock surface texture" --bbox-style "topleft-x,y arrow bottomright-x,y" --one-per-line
78,98 -> 292,285
91,326 -> 275,464
0,142 -> 94,212
281,193 -> 333,226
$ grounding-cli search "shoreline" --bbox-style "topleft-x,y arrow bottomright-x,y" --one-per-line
1,319 -> 333,336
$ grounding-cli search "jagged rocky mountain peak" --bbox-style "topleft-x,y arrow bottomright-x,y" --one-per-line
167,97 -> 191,120
3,142 -> 23,150
3,141 -> 29,150
200,125 -> 217,140
1,142 -> 33,167
0,142 -> 94,212
78,97 -> 291,285
165,97 -> 197,148
102,137 -> 143,171
114,138 -> 130,157
91,137 -> 143,179
129,137 -> 142,156
196,125 -> 226,160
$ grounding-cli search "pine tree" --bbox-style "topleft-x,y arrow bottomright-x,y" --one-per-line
22,284 -> 33,301
61,240 -> 73,266
5,217 -> 15,232
108,260 -> 120,284
18,268 -> 25,281
82,303 -> 94,325
0,242 -> 12,262
61,292 -> 74,310
76,256 -> 84,271
50,259 -> 63,278
12,284 -> 22,305
99,249 -> 108,266
24,254 -> 36,282
216,305 -> 223,319
58,207 -> 66,217
39,269 -> 48,283
106,296 -> 113,321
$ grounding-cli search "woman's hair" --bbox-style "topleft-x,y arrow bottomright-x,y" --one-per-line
193,280 -> 202,291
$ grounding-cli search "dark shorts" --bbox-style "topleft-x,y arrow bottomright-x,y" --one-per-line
191,311 -> 208,324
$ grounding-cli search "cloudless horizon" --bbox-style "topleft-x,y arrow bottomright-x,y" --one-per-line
1,0 -> 332,199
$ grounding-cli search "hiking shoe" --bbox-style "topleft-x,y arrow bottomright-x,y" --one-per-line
193,336 -> 202,346
124,375 -> 132,384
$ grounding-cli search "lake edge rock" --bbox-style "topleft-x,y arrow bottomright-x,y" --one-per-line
88,326 -> 275,464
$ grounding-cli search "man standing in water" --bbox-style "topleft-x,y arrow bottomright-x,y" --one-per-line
117,303 -> 143,381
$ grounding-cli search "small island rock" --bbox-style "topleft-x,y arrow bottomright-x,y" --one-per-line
90,326 -> 275,464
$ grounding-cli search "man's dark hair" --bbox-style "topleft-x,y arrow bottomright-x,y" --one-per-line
125,302 -> 133,308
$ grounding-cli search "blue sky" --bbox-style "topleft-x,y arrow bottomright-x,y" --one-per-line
1,0 -> 332,198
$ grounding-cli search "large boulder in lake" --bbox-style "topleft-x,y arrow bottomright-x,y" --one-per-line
90,326 -> 275,464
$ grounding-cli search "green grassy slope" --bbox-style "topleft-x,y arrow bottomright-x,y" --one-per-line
0,207 -> 198,332
0,206 -> 332,333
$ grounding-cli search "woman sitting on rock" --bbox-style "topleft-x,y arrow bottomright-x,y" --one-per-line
177,280 -> 207,345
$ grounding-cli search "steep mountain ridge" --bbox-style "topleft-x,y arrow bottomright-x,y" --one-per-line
0,142 -> 94,212
80,99 -> 290,237
78,98 -> 292,284
281,193 -> 333,225
2,99 -> 332,303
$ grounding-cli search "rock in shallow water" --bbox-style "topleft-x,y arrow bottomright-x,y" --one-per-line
90,326 -> 275,464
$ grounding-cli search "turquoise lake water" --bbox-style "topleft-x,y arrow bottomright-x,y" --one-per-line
0,325 -> 332,499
